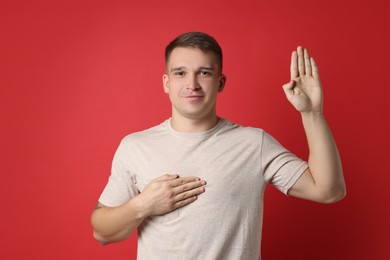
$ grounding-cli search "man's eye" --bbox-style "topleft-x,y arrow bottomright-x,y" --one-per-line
174,71 -> 185,76
200,71 -> 210,76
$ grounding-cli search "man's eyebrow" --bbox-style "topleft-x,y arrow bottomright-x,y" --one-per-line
170,66 -> 186,72
198,66 -> 215,71
170,66 -> 215,72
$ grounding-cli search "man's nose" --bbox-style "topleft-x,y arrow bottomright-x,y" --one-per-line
186,74 -> 200,90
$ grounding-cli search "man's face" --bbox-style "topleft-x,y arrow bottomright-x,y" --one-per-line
163,47 -> 226,121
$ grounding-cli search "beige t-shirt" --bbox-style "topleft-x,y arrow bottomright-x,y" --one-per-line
99,118 -> 308,259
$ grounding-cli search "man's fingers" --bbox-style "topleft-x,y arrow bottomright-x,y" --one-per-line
297,46 -> 305,76
283,80 -> 295,91
304,48 -> 312,76
169,176 -> 202,187
282,80 -> 296,97
173,179 -> 206,194
173,195 -> 199,210
290,51 -> 298,80
169,177 -> 206,203
173,185 -> 205,204
154,174 -> 179,181
293,46 -> 318,79
311,57 -> 320,79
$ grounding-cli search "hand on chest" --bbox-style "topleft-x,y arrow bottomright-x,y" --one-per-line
134,138 -> 264,201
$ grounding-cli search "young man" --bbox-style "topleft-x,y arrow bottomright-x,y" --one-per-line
91,32 -> 346,259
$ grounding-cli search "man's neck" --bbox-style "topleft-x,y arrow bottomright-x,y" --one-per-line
170,114 -> 220,133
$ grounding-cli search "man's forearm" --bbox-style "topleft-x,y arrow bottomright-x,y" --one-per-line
302,111 -> 346,201
91,197 -> 145,245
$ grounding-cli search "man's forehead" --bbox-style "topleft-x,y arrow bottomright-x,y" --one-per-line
167,47 -> 219,69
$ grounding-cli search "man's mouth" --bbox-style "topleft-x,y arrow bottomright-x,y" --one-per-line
184,94 -> 204,100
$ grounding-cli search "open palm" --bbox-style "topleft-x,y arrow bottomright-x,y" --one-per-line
283,46 -> 323,113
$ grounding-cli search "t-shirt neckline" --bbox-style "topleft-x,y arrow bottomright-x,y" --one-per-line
165,117 -> 227,139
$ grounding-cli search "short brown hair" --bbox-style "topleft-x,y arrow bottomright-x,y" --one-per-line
165,32 -> 223,71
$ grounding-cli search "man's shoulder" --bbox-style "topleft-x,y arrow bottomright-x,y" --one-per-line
120,120 -> 169,144
220,119 -> 265,137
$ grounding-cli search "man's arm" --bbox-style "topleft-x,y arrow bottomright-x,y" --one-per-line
283,46 -> 346,203
91,174 -> 206,245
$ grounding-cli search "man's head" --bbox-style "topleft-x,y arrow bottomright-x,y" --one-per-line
162,32 -> 226,126
165,32 -> 223,73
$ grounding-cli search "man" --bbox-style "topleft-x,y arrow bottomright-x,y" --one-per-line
91,32 -> 346,259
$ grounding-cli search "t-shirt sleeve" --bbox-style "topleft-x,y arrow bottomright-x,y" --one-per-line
261,131 -> 308,195
98,140 -> 139,207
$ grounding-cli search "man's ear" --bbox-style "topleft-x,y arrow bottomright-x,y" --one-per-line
218,74 -> 226,92
163,74 -> 169,93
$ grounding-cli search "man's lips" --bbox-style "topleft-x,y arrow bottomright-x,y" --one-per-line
184,95 -> 204,101
185,95 -> 204,98
182,92 -> 205,99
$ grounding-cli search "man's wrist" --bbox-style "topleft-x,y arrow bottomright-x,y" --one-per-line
301,110 -> 324,120
127,195 -> 149,221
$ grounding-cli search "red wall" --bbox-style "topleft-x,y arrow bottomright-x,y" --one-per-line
1,0 -> 389,259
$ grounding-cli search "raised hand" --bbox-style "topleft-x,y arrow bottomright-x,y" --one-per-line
137,174 -> 206,217
282,46 -> 323,114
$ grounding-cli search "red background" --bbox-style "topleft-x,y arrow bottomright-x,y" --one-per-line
1,0 -> 389,259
